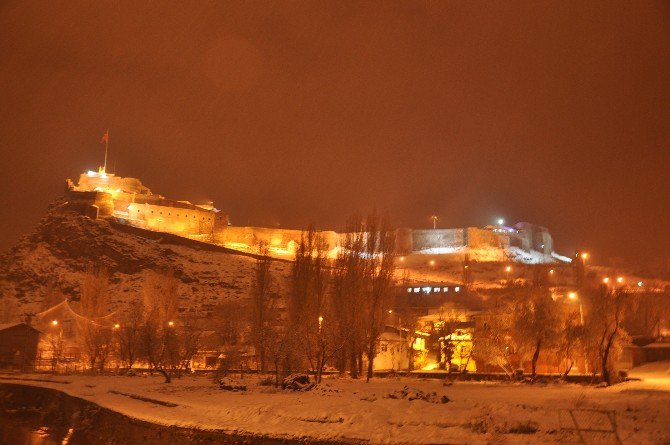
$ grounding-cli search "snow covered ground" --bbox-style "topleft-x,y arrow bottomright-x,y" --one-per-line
2,366 -> 669,444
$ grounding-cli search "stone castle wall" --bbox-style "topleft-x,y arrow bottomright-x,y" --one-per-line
409,229 -> 466,252
65,172 -> 555,260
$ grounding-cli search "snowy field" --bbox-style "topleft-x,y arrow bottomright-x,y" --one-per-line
2,364 -> 669,444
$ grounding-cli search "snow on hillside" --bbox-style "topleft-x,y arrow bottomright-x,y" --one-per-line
0,202 -> 291,316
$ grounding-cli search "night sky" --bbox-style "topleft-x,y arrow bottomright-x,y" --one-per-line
0,1 -> 668,266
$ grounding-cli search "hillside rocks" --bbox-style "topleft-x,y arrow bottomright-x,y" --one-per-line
0,200 -> 290,316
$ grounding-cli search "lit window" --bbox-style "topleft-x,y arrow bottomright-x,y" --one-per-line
413,287 -> 420,293
407,288 -> 412,293
443,287 -> 449,292
433,287 -> 441,292
422,286 -> 432,294
455,286 -> 461,292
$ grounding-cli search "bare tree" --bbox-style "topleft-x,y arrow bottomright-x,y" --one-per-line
583,288 -> 630,385
473,301 -> 515,377
115,300 -> 143,370
139,269 -> 181,383
76,266 -> 113,373
557,310 -> 583,377
510,287 -> 560,378
361,212 -> 396,382
331,222 -> 367,378
250,241 -> 275,372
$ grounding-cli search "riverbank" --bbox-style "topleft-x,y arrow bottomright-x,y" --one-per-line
0,382 -> 355,444
1,368 -> 669,444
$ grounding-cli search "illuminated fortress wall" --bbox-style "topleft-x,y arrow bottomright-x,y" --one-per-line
218,226 -> 341,255
67,171 -> 227,238
64,171 -> 554,260
407,229 -> 466,253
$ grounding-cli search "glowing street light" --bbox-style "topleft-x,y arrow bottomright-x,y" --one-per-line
51,320 -> 58,326
114,323 -> 120,329
497,218 -> 505,225
429,260 -> 435,266
616,277 -> 624,284
318,315 -> 324,332
567,292 -> 584,325
168,321 -> 175,327
549,269 -> 555,275
505,266 -> 512,273
387,309 -> 393,314
399,256 -> 405,262
637,281 -> 644,287
603,277 -> 610,284
581,252 -> 589,260
431,215 -> 438,230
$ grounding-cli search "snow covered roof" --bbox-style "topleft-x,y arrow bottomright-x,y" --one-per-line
0,322 -> 40,333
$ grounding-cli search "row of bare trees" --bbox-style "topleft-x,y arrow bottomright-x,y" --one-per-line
245,212 -> 397,383
471,283 -> 669,385
42,268 -> 202,382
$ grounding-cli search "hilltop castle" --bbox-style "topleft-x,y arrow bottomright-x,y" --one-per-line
65,169 -> 561,263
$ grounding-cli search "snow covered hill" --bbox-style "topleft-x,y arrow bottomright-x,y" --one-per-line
0,199 -> 291,317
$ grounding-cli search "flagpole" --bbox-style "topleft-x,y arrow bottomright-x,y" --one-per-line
103,129 -> 109,173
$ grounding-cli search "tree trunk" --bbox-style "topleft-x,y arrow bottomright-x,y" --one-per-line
563,359 -> 573,378
365,345 -> 375,383
407,341 -> 415,372
157,367 -> 171,384
349,347 -> 358,379
531,339 -> 542,378
601,330 -> 617,386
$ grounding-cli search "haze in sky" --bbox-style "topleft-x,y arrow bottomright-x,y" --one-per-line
0,1 -> 668,266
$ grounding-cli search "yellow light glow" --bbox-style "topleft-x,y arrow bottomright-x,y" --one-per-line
429,260 -> 435,266
114,323 -> 120,329
51,320 -> 58,326
505,266 -> 512,272
399,256 -> 405,262
168,321 -> 175,327
568,292 -> 577,300
603,277 -> 609,284
581,252 -> 589,260
549,269 -> 554,274
617,277 -> 624,284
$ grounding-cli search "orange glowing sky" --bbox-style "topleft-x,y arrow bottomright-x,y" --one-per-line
0,1 -> 668,266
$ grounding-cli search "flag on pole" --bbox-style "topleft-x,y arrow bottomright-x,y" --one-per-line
100,130 -> 109,144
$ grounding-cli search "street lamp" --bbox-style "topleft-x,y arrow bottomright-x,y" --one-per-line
167,321 -> 175,327
568,292 -> 584,325
616,277 -> 624,284
113,323 -> 120,329
429,260 -> 435,266
431,215 -> 438,230
497,218 -> 505,226
318,315 -> 324,333
51,320 -> 58,326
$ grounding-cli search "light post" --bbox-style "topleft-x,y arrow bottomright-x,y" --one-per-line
568,292 -> 584,325
431,215 -> 438,230
49,320 -> 63,372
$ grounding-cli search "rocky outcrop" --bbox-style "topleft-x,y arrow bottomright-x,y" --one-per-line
0,200 -> 290,316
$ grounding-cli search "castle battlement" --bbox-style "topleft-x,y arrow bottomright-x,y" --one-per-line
64,170 -> 562,264
66,169 -> 228,238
